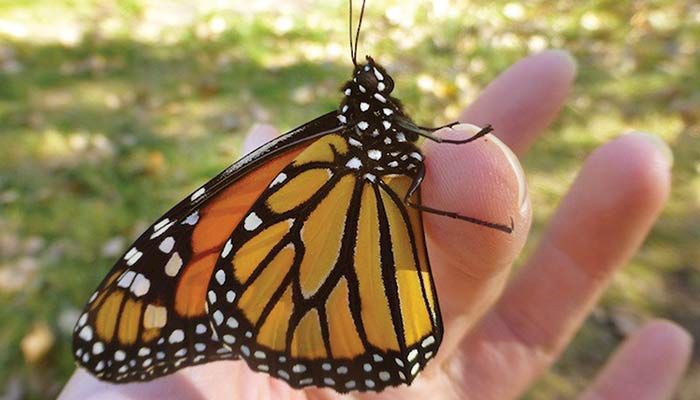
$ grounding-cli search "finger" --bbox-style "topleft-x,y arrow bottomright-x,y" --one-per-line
460,50 -> 576,156
455,133 -> 672,398
242,123 -> 280,153
59,362 -> 243,400
59,124 -> 283,400
421,124 -> 532,359
579,320 -> 692,400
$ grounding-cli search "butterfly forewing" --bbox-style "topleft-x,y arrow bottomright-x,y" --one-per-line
74,49 -> 451,393
72,112 -> 343,382
206,135 -> 442,392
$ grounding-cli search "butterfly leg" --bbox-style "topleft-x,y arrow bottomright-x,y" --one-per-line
401,163 -> 514,233
397,118 -> 494,145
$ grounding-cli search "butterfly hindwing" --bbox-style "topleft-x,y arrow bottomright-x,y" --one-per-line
206,135 -> 442,392
72,112 -> 343,382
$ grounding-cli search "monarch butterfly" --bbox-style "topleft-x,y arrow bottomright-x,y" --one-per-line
72,0 -> 513,393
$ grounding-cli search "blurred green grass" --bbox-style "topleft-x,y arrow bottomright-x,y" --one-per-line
0,1 -> 698,398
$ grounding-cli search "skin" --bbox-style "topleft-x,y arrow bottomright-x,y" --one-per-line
60,50 -> 692,400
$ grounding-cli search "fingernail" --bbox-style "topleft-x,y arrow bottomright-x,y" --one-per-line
631,132 -> 674,167
248,123 -> 267,135
548,49 -> 578,76
243,123 -> 277,153
490,134 -> 528,214
448,123 -> 529,215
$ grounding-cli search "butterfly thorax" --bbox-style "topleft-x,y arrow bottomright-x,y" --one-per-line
336,56 -> 423,178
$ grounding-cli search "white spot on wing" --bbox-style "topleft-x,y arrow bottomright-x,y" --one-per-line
374,93 -> 387,102
143,305 -> 167,328
221,239 -> 233,258
169,329 -> 184,343
270,173 -> 287,188
360,102 -> 369,111
131,274 -> 150,297
348,137 -> 362,147
244,212 -> 262,231
215,269 -> 226,285
223,334 -> 235,344
150,220 -> 174,239
159,237 -> 175,253
337,114 -> 347,124
213,310 -> 224,325
125,250 -> 143,266
345,157 -> 362,170
92,342 -> 104,354
164,252 -> 183,277
153,219 -> 170,232
182,211 -> 199,226
357,121 -> 369,130
78,326 -> 93,341
117,271 -> 136,288
124,247 -> 137,260
191,187 -> 206,202
367,149 -> 381,160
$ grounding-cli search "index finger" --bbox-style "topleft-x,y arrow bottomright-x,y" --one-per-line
460,50 -> 577,156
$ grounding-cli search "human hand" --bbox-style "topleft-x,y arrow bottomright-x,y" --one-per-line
60,50 -> 691,400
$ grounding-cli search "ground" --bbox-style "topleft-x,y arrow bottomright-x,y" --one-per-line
0,1 -> 698,399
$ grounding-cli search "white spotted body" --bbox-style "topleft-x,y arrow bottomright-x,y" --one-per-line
336,57 -> 423,179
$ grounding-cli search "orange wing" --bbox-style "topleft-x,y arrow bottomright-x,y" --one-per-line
73,112 -> 344,382
206,135 -> 442,392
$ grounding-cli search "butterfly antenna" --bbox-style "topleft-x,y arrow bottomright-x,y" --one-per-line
349,0 -> 356,65
353,0 -> 366,65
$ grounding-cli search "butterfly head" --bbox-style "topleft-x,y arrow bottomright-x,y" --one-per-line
352,55 -> 394,94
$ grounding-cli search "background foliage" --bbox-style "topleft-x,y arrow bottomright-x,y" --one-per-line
0,1 -> 698,398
